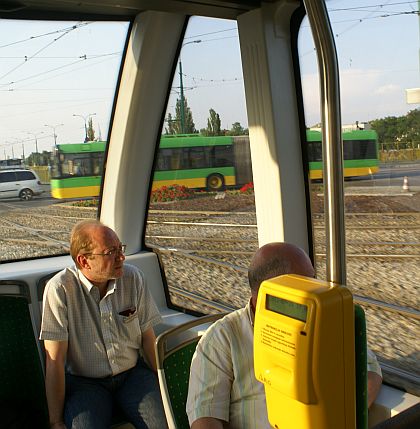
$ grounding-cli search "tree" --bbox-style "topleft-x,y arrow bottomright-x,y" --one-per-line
28,150 -> 51,166
165,113 -> 177,135
202,108 -> 222,136
165,97 -> 196,134
87,117 -> 96,142
227,121 -> 248,136
369,109 -> 420,148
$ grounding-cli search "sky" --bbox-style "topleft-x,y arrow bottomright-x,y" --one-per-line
0,0 -> 418,159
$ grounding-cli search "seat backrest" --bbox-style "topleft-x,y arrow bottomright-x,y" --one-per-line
371,402 -> 420,429
155,313 -> 227,429
355,304 -> 368,429
0,294 -> 49,428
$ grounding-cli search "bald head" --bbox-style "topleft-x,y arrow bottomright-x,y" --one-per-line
70,219 -> 113,268
248,242 -> 315,299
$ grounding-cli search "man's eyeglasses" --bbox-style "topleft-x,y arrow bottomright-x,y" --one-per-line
84,244 -> 126,258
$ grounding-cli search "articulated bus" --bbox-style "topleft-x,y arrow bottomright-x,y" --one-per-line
50,135 -> 252,197
1,1 -> 419,428
51,130 -> 378,198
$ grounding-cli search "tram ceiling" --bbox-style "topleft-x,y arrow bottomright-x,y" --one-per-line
0,0 -> 282,19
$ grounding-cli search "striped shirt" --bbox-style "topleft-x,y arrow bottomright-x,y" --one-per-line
187,302 -> 271,429
40,264 -> 162,378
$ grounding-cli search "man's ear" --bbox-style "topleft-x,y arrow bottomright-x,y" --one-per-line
77,254 -> 90,270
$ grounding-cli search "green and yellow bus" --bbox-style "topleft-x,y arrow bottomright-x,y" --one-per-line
50,141 -> 105,199
50,130 -> 378,198
308,129 -> 379,180
153,134 -> 252,191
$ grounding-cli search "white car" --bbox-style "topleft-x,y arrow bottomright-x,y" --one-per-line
0,169 -> 45,201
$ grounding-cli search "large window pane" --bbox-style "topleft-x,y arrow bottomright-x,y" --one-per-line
0,20 -> 129,262
299,1 -> 419,394
145,17 -> 256,314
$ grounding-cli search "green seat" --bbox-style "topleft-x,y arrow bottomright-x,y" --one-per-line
155,313 -> 227,429
0,294 -> 49,428
355,304 -> 368,429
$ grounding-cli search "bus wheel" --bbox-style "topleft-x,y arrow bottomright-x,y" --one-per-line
206,174 -> 225,191
19,189 -> 33,201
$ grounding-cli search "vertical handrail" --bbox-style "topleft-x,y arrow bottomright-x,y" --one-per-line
302,0 -> 346,285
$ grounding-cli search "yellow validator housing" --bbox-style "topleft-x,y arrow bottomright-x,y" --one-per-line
254,275 -> 356,429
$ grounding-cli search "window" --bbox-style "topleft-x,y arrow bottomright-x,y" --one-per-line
145,17 -> 254,314
214,145 -> 234,167
0,172 -> 16,183
299,1 -> 419,393
0,20 -> 129,262
15,171 -> 36,181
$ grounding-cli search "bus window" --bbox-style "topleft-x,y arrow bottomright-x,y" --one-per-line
214,145 -> 234,167
0,20 -> 129,262
145,16 -> 254,314
189,147 -> 206,169
299,1 -> 419,394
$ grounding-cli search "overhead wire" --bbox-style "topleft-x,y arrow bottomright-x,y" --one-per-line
0,22 -> 91,49
7,53 -> 121,91
184,27 -> 237,40
329,1 -> 418,12
0,22 -> 89,81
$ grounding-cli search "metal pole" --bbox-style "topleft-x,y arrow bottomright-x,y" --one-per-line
35,137 -> 39,166
73,113 -> 96,142
27,131 -> 42,166
177,40 -> 201,135
45,124 -> 63,149
179,60 -> 185,134
303,0 -> 346,285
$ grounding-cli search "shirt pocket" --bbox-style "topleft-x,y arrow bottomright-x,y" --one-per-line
117,312 -> 142,345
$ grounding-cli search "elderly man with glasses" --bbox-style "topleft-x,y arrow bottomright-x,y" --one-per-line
40,220 -> 167,429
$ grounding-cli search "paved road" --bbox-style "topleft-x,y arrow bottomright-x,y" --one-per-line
350,162 -> 420,188
2,163 -> 420,213
0,184 -> 54,211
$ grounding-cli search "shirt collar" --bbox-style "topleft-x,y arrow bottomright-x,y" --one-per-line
76,268 -> 117,294
246,298 -> 255,328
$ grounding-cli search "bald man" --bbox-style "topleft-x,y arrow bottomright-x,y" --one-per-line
186,242 -> 382,429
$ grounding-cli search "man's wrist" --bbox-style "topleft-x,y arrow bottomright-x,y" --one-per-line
50,420 -> 65,428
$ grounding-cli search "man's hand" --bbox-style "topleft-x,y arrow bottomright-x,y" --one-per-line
191,417 -> 224,429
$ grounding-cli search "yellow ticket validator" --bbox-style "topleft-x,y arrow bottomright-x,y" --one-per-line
254,275 -> 356,429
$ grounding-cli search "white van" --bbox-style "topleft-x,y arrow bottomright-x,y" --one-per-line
0,169 -> 45,201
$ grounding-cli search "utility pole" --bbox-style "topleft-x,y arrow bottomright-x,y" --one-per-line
73,113 -> 96,142
44,123 -> 64,148
179,40 -> 201,134
27,131 -> 43,166
179,60 -> 185,134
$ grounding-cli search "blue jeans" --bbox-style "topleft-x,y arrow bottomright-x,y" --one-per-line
64,358 -> 167,429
